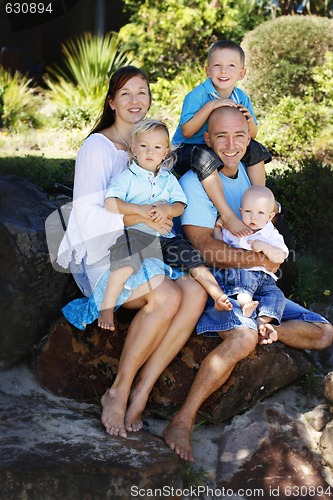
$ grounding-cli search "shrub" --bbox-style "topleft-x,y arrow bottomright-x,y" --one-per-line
256,48 -> 333,161
0,67 -> 42,129
242,16 -> 333,113
0,155 -> 75,191
149,66 -> 205,134
266,159 -> 333,260
257,95 -> 329,159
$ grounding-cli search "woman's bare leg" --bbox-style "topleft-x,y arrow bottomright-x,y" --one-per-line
101,276 -> 182,437
125,275 -> 208,432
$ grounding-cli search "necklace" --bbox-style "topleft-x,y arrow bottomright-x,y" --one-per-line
114,125 -> 130,150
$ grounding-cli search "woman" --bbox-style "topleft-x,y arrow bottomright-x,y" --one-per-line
57,66 -> 207,438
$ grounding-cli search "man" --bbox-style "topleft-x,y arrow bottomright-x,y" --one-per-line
163,106 -> 333,462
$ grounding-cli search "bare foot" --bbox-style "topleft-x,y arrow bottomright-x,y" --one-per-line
214,294 -> 233,311
163,421 -> 194,462
258,322 -> 278,345
242,300 -> 259,318
223,216 -> 253,238
98,308 -> 115,331
100,388 -> 127,437
124,386 -> 147,433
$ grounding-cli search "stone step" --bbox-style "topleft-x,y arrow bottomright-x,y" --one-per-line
0,364 -> 183,500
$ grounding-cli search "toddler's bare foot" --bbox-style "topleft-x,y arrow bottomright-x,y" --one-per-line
101,388 -> 127,437
214,294 -> 233,311
242,300 -> 259,318
163,420 -> 194,462
223,217 -> 253,238
258,322 -> 278,345
98,308 -> 115,331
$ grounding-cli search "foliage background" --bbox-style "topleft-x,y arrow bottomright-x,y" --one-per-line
1,1 -> 333,303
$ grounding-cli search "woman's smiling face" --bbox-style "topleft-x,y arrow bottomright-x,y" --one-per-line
109,75 -> 151,125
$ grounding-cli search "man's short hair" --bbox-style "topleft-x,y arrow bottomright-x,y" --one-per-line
208,40 -> 245,66
208,105 -> 248,129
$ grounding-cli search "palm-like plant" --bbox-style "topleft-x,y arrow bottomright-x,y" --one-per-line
45,32 -> 135,129
0,67 -> 41,129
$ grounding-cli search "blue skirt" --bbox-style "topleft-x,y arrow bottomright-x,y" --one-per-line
62,258 -> 183,330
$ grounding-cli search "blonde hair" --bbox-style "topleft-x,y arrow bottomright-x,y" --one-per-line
208,40 -> 245,66
129,118 -> 177,170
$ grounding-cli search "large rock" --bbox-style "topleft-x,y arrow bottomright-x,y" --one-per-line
0,175 -> 72,370
0,364 -> 182,500
35,312 -> 313,424
216,403 -> 332,499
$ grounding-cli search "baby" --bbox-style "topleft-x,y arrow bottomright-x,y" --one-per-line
214,185 -> 288,338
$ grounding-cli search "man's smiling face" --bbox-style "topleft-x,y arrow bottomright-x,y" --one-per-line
204,107 -> 251,170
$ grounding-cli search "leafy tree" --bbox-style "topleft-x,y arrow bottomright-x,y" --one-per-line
119,0 -> 269,80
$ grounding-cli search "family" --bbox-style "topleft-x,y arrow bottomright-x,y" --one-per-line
57,40 -> 333,463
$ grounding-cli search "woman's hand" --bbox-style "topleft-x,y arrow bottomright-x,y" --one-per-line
146,216 -> 173,236
137,204 -> 154,220
148,203 -> 171,224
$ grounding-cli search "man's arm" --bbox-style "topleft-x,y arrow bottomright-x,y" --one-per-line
183,224 -> 280,273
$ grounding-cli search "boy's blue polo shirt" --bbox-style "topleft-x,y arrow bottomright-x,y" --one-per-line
106,161 -> 187,236
172,78 -> 257,146
179,163 -> 251,229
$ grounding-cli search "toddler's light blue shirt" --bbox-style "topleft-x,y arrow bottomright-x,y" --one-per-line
106,161 -> 187,237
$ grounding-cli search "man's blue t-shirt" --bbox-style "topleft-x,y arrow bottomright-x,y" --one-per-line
179,163 -> 251,229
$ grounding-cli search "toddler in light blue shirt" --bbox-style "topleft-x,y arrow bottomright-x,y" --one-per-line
98,118 -> 233,330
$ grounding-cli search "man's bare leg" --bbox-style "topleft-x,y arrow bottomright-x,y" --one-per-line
101,276 -> 182,437
273,320 -> 333,350
163,326 -> 258,462
125,275 -> 207,432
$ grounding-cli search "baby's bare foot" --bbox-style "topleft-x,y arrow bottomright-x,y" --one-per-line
214,294 -> 233,311
242,300 -> 259,318
98,308 -> 115,331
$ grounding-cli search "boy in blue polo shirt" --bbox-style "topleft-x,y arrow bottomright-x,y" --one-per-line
172,40 -> 271,237
98,118 -> 232,330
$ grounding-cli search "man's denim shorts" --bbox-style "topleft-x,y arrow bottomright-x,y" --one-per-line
196,272 -> 329,336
